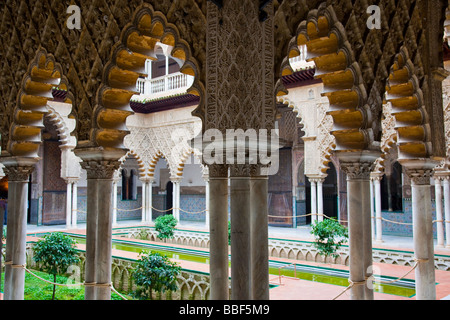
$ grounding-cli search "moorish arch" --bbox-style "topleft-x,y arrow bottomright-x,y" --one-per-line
385,46 -> 433,160
5,47 -> 72,160
78,3 -> 204,157
278,5 -> 373,152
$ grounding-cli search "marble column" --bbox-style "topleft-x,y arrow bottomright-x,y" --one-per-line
172,178 -> 181,222
340,153 -> 378,301
141,180 -> 146,223
146,179 -> 153,222
66,181 -> 72,228
310,178 -> 317,223
403,163 -> 436,300
95,178 -> 115,300
250,172 -> 269,300
373,174 -> 383,242
203,175 -> 210,228
386,175 -> 393,211
208,165 -> 229,300
443,176 -> 450,248
2,162 -> 35,300
369,177 -> 375,240
434,176 -> 445,247
71,180 -> 78,227
230,165 -> 251,300
112,179 -> 118,227
361,178 -> 374,300
78,156 -> 121,300
317,178 -> 324,222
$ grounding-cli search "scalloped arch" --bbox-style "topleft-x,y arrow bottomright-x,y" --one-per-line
276,5 -> 371,152
385,46 -> 431,160
119,149 -> 146,178
7,47 -> 71,158
91,4 -> 203,152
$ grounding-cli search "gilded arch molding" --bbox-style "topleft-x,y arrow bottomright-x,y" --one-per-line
277,5 -> 371,152
385,47 -> 432,160
6,47 -> 72,159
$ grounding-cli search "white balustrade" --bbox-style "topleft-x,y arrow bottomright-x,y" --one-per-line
135,72 -> 194,100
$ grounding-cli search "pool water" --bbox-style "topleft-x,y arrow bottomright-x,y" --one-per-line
28,232 -> 416,298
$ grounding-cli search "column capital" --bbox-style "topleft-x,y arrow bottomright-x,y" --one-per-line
336,150 -> 379,180
0,156 -> 38,182
340,161 -> 374,180
170,176 -> 182,184
81,160 -> 121,180
208,164 -> 228,178
433,169 -> 450,181
404,168 -> 433,185
370,172 -> 384,181
399,159 -> 437,186
140,176 -> 155,184
3,165 -> 35,182
65,177 -> 80,184
307,175 -> 325,184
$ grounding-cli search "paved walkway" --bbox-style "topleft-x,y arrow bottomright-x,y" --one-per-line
20,219 -> 450,300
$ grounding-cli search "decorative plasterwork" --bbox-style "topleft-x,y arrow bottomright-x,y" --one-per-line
123,108 -> 204,180
277,85 -> 335,176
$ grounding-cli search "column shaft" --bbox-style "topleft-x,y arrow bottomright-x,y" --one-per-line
374,178 -> 383,242
443,178 -> 450,247
370,179 -> 375,240
84,177 -> 98,300
310,180 -> 317,223
250,176 -> 269,300
66,182 -> 72,228
95,179 -> 114,300
434,178 -> 444,247
362,179 -> 374,300
205,179 -> 210,227
72,182 -> 78,227
10,180 -> 29,300
3,164 -> 35,301
172,181 -> 180,222
411,181 -> 436,300
209,176 -> 229,300
112,181 -> 118,227
141,182 -> 146,223
347,178 -> 366,300
147,181 -> 153,222
317,179 -> 324,222
230,176 -> 251,300
3,182 -> 16,300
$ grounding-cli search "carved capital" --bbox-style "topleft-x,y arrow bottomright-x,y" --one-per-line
229,164 -> 260,177
341,161 -> 374,180
208,164 -> 228,178
404,168 -> 433,186
81,160 -> 121,180
3,165 -> 34,182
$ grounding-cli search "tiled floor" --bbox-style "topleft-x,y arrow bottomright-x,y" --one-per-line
17,219 -> 450,300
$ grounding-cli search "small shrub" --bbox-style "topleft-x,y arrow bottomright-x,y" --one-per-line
154,214 -> 178,241
132,251 -> 181,300
310,218 -> 348,259
32,232 -> 80,300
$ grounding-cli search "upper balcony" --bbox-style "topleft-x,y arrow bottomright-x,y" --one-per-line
135,72 -> 194,101
130,42 -> 198,114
